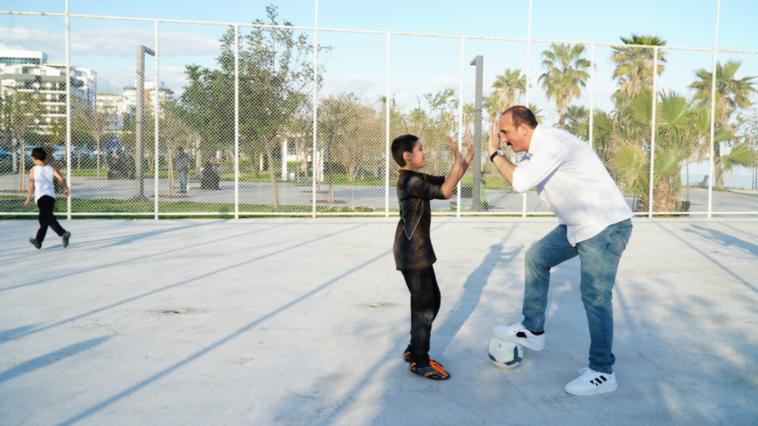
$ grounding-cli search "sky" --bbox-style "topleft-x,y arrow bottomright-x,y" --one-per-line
1,0 -> 757,128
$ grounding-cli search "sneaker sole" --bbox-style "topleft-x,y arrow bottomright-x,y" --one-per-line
492,327 -> 545,351
565,381 -> 618,396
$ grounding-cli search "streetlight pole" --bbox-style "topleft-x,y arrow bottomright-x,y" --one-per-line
470,55 -> 483,211
135,45 -> 155,200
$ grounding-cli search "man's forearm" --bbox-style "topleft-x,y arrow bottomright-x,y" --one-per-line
492,155 -> 517,186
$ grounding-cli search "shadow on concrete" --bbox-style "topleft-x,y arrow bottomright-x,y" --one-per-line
0,222 -> 293,293
435,227 -> 523,356
0,325 -> 37,341
686,224 -> 758,257
0,336 -> 110,384
655,222 -> 758,294
264,223 -> 527,426
52,247 -> 391,426
9,224 -> 366,344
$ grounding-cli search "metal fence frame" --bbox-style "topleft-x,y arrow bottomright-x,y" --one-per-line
2,0 -> 757,218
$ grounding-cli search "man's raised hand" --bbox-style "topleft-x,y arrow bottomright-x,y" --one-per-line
488,120 -> 501,157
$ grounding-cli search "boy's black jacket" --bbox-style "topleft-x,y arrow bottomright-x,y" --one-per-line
393,170 -> 447,271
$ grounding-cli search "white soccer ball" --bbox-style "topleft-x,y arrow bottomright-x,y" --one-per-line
488,336 -> 524,369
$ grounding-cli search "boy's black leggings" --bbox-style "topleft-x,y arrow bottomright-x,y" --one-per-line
401,265 -> 441,364
36,196 -> 66,243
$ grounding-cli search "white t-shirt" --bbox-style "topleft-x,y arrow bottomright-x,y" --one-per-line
33,165 -> 56,202
511,125 -> 634,246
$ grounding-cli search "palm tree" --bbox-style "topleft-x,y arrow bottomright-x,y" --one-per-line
691,59 -> 757,126
491,69 -> 526,117
538,44 -> 591,127
690,59 -> 757,188
611,34 -> 667,101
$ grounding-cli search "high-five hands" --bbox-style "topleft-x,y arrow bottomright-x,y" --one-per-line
447,134 -> 476,164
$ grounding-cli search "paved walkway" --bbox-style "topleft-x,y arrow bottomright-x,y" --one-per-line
2,174 -> 756,213
1,218 -> 757,425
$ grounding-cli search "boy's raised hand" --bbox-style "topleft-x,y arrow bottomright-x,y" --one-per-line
446,136 -> 462,159
464,133 -> 474,162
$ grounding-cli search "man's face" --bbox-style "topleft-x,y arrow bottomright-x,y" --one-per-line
404,140 -> 426,169
498,113 -> 530,153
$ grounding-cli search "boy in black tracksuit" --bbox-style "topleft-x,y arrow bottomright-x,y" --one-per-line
392,133 -> 473,380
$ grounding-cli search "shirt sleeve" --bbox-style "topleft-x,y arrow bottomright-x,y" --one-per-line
511,143 -> 567,193
407,175 -> 445,200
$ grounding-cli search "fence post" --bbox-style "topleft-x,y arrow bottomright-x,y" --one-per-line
708,0 -> 721,219
65,0 -> 72,220
154,20 -> 159,220
385,32 -> 391,218
312,0 -> 319,218
648,46 -> 658,219
457,37 -> 464,218
589,43 -> 594,149
522,0 -> 532,218
234,24 -> 240,219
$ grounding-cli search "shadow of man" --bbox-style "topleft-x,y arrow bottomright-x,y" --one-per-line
434,239 -> 523,357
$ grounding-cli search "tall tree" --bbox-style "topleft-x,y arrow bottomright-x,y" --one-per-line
690,59 -> 757,188
538,44 -> 591,127
73,98 -> 118,178
1,89 -> 44,191
611,34 -> 667,101
160,100 -> 191,197
491,69 -> 526,117
182,6 -> 327,210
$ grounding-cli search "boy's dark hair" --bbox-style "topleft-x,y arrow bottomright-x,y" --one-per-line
502,105 -> 539,129
391,134 -> 419,167
31,147 -> 46,161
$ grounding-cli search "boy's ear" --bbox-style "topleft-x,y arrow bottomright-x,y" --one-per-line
403,151 -> 410,164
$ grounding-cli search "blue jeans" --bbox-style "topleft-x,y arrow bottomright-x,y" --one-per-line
178,171 -> 187,192
522,219 -> 632,373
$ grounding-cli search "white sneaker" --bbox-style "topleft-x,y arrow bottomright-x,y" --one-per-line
492,323 -> 545,351
564,368 -> 618,396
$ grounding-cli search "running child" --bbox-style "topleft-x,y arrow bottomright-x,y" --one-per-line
24,147 -> 71,249
392,133 -> 473,380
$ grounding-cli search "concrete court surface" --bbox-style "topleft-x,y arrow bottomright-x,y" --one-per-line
0,217 -> 757,426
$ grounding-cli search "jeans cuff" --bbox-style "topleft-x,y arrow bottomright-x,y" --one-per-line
589,363 -> 612,374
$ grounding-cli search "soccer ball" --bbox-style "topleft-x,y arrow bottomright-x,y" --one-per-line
488,336 -> 524,369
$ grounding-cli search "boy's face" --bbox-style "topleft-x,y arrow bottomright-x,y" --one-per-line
403,141 -> 425,169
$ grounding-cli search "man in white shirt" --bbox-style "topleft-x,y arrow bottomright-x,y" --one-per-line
488,106 -> 633,396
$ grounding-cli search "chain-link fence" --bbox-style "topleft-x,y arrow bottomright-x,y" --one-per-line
1,6 -> 757,218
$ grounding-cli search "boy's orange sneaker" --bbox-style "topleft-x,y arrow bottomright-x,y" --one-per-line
409,359 -> 450,380
403,345 -> 413,363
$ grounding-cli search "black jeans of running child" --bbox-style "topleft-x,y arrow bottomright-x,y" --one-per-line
36,195 -> 66,243
401,265 -> 441,364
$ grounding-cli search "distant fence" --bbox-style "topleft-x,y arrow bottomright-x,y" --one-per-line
1,3 -> 757,218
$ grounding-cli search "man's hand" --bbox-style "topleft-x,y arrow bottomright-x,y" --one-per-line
446,136 -> 462,159
488,120 -> 501,157
24,198 -> 30,206
464,133 -> 474,162
64,188 -> 70,197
